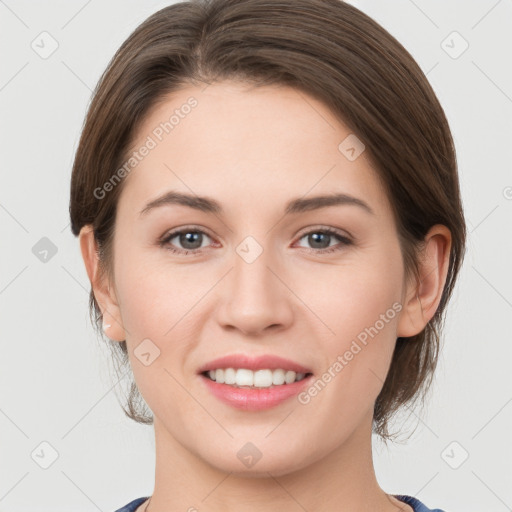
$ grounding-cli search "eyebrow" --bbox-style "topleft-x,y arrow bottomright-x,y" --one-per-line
139,190 -> 375,217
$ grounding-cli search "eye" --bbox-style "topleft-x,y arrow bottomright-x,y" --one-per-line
159,225 -> 353,256
159,226 -> 214,255
295,227 -> 353,254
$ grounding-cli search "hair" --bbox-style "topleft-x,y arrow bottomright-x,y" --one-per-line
69,0 -> 466,441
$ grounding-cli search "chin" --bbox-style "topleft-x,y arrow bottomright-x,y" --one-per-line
200,441 -> 315,478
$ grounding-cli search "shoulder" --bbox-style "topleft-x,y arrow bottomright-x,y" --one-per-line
113,497 -> 149,512
394,494 -> 447,512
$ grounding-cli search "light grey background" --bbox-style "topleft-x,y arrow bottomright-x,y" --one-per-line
1,1 -> 511,511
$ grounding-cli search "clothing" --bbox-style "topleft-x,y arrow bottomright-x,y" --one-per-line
114,494 -> 446,511
114,496 -> 149,512
394,494 -> 446,511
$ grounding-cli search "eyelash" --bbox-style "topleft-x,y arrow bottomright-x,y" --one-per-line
158,225 -> 353,256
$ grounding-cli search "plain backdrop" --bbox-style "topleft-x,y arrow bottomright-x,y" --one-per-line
1,1 -> 511,511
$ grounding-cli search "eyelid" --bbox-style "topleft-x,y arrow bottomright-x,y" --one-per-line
158,224 -> 218,255
294,224 -> 353,241
159,224 -> 215,243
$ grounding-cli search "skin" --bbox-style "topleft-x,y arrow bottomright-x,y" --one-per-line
80,81 -> 451,512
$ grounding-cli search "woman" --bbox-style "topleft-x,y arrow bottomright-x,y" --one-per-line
69,0 -> 466,510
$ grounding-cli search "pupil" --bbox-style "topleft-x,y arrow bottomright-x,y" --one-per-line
181,232 -> 202,249
309,233 -> 329,249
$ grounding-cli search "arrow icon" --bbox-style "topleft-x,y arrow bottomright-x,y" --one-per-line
338,134 -> 365,161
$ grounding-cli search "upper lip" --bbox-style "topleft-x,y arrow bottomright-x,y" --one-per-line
197,354 -> 313,374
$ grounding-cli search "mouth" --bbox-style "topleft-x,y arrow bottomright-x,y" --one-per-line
196,353 -> 314,390
200,368 -> 314,389
199,368 -> 315,411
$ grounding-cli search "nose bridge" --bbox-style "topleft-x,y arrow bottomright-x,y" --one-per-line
232,236 -> 279,306
218,235 -> 292,334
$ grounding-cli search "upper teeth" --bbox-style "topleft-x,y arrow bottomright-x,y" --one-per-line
208,368 -> 307,387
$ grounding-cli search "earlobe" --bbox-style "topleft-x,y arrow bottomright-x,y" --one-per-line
79,225 -> 126,342
396,225 -> 452,338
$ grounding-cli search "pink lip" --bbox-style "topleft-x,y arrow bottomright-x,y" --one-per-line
197,354 -> 313,374
200,373 -> 313,411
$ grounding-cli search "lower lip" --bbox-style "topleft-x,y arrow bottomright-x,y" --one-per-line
200,374 -> 313,411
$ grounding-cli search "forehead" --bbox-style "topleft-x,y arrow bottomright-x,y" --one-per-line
118,81 -> 389,219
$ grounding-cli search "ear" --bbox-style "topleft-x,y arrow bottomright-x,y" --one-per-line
397,224 -> 452,338
79,225 -> 126,342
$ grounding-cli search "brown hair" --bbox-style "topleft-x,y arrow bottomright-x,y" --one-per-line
69,0 -> 466,440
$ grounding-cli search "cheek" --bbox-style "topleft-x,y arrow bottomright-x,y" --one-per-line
113,260 -> 198,411
294,242 -> 404,342
294,243 -> 404,402
116,273 -> 166,335
113,253 -> 206,378
113,243 -> 187,334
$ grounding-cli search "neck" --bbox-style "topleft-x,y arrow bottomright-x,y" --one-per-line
145,410 -> 403,512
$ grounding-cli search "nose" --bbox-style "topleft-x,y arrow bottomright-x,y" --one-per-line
215,245 -> 294,336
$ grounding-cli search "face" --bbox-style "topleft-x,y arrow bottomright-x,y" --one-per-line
104,81 -> 413,475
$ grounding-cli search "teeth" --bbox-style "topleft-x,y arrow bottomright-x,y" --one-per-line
223,368 -> 236,384
206,368 -> 308,387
